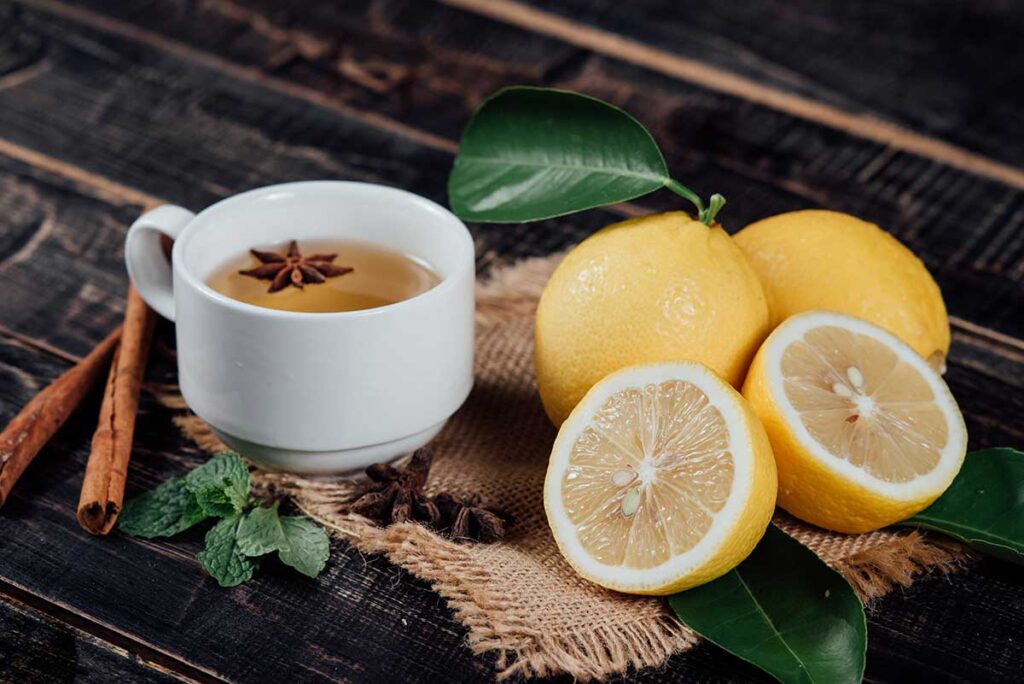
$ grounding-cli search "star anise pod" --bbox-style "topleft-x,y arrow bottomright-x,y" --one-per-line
435,492 -> 511,543
239,240 -> 353,293
349,448 -> 441,526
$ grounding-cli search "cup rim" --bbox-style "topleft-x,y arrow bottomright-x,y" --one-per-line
171,181 -> 475,320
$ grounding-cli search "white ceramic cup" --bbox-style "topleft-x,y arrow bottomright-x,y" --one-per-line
125,181 -> 475,474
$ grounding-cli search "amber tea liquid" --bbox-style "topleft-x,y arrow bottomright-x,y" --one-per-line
206,238 -> 441,313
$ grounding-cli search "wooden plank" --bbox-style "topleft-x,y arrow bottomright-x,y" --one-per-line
0,153 -> 1019,683
0,155 -> 142,359
0,3 -> 1020,682
1,261 -> 1022,684
2,325 -> 1023,682
448,0 -> 1024,176
866,559 -> 1024,683
0,335 -> 497,683
0,592 -> 189,683
1,0 -> 1022,345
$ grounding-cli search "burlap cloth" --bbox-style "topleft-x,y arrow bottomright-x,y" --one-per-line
158,253 -> 964,681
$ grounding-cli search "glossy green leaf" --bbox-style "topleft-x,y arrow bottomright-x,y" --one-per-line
669,525 -> 866,684
448,87 -> 669,223
902,448 -> 1024,564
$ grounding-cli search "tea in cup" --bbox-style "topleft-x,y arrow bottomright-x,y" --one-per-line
124,181 -> 475,474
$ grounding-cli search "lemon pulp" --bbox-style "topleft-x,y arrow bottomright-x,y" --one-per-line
545,362 -> 776,594
783,325 -> 948,483
743,311 -> 966,533
564,380 -> 735,568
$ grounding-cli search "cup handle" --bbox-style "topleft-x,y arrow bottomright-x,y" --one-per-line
124,205 -> 195,321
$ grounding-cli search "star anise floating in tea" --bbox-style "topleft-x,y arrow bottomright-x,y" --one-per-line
239,240 -> 353,293
349,448 -> 511,543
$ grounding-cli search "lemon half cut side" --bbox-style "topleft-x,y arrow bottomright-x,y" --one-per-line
743,311 -> 967,533
544,362 -> 777,595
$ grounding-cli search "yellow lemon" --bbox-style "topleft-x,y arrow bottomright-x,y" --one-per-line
743,311 -> 967,533
535,212 -> 770,426
734,210 -> 949,367
545,362 -> 777,594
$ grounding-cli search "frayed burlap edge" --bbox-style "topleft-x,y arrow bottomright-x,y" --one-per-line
151,253 -> 967,681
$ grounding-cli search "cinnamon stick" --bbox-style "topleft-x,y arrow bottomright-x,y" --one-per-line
0,327 -> 121,507
77,286 -> 157,535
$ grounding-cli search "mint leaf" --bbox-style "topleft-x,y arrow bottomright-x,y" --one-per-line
237,504 -> 330,578
118,478 -> 207,538
237,502 -> 287,557
278,516 -> 330,578
185,452 -> 250,517
196,514 -> 256,587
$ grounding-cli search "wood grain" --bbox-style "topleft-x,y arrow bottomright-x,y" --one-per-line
0,335 -> 499,683
0,1 -> 1021,681
0,154 -> 141,358
1,312 -> 1022,683
466,0 -> 1024,173
0,0 -> 1020,344
0,592 -> 188,683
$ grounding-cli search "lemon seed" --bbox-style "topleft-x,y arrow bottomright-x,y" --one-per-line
832,382 -> 853,397
621,488 -> 641,517
611,469 -> 634,487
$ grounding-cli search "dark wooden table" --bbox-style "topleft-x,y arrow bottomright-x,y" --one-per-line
1,1 -> 1022,682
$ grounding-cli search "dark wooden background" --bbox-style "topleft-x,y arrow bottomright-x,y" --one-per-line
1,1 -> 1022,682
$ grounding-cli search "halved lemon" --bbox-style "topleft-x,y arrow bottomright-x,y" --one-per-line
743,311 -> 967,533
544,362 -> 777,595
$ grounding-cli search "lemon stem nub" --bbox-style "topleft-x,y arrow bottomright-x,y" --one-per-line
664,179 -> 725,226
701,194 -> 727,225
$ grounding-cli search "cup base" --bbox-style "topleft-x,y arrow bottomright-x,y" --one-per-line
210,420 -> 447,475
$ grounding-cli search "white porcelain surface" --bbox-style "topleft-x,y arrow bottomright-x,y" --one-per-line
125,181 -> 475,473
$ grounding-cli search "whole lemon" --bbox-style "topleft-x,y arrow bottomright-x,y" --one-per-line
535,212 -> 770,426
734,210 -> 949,365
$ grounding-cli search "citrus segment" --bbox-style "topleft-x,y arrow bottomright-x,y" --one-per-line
545,363 -> 777,595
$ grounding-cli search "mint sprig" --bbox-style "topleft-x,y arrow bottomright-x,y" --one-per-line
118,452 -> 331,587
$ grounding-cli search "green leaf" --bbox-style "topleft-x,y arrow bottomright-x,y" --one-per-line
236,502 -> 288,557
278,516 -> 330,578
901,448 -> 1024,564
669,525 -> 866,684
448,87 -> 670,223
196,514 -> 256,587
185,452 -> 250,517
118,477 -> 207,539
237,503 -> 329,578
